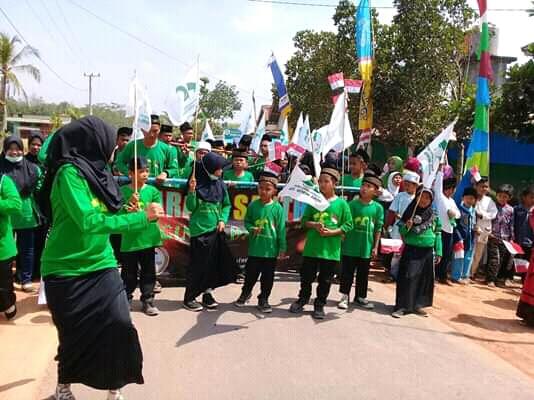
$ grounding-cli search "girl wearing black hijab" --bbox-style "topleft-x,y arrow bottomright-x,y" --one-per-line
392,187 -> 443,318
183,151 -> 238,311
0,136 -> 42,292
40,116 -> 164,400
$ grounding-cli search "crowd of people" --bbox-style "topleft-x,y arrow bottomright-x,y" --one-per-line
0,114 -> 533,400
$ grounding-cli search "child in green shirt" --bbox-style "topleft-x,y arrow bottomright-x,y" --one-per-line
341,149 -> 369,188
235,172 -> 286,312
290,167 -> 353,319
223,150 -> 255,183
339,174 -> 384,310
120,157 -> 163,316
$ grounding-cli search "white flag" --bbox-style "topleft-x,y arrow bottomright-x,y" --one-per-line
126,74 -> 152,140
279,166 -> 330,211
280,116 -> 289,145
311,125 -> 328,178
416,119 -> 457,188
251,115 -> 266,154
237,109 -> 256,145
291,113 -> 304,144
322,92 -> 353,155
201,120 -> 215,142
164,64 -> 199,126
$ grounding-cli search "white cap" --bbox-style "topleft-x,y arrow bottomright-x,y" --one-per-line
403,170 -> 420,184
196,141 -> 212,152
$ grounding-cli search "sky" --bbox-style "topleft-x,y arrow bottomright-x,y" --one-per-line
1,0 -> 533,123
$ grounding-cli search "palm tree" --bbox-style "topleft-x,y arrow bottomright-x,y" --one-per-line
0,33 -> 41,132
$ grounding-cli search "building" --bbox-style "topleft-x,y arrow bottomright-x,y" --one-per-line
6,114 -> 71,138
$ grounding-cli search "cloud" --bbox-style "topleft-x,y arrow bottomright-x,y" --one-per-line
231,2 -> 274,33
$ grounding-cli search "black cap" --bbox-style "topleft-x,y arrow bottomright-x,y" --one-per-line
150,114 -> 160,125
232,150 -> 248,159
213,140 -> 225,149
261,134 -> 272,142
128,156 -> 148,171
160,124 -> 173,133
366,163 -> 382,176
239,134 -> 253,147
463,187 -> 477,198
117,127 -> 133,136
259,171 -> 279,186
180,122 -> 193,132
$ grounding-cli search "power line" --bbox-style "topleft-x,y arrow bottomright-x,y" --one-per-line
246,0 -> 530,11
0,6 -> 86,91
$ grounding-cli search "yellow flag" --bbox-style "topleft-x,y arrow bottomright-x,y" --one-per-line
358,79 -> 373,131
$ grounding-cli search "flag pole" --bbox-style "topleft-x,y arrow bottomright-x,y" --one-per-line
192,55 -> 200,181
341,90 -> 348,198
133,70 -> 138,194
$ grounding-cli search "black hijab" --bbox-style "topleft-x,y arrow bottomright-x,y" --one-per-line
401,187 -> 435,234
25,132 -> 44,165
41,116 -> 123,217
0,136 -> 39,198
190,152 -> 227,203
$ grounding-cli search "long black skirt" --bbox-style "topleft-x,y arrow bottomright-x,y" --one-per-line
395,245 -> 435,312
184,230 -> 238,302
45,268 -> 144,390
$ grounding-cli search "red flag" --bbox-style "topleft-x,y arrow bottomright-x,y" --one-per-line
344,79 -> 363,93
264,161 -> 283,175
286,143 -> 306,158
328,72 -> 345,90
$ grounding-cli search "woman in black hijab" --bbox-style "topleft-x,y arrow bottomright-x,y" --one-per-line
392,187 -> 443,318
183,152 -> 238,311
0,136 -> 42,292
40,116 -> 164,400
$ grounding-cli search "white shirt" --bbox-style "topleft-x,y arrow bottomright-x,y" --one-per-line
388,192 -> 415,239
475,195 -> 498,243
432,171 -> 461,234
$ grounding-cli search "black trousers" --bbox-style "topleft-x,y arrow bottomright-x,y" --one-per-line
121,247 -> 156,302
0,258 -> 16,312
241,256 -> 276,300
487,237 -> 513,283
340,256 -> 371,299
436,231 -> 453,280
298,257 -> 337,306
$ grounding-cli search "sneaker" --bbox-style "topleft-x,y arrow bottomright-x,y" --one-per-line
414,308 -> 428,317
234,293 -> 251,308
22,282 -> 36,293
184,299 -> 203,312
355,297 -> 374,309
4,304 -> 16,320
202,293 -> 218,310
337,294 -> 349,310
391,309 -> 405,319
55,384 -> 76,400
312,304 -> 326,320
257,298 -> 272,313
153,281 -> 162,294
142,301 -> 159,316
289,299 -> 307,314
107,390 -> 125,400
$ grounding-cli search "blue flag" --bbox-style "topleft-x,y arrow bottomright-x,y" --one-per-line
268,54 -> 290,114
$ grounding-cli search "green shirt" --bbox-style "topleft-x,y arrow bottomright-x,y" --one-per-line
38,133 -> 53,164
400,217 -> 443,257
223,169 -> 255,182
116,139 -> 179,178
250,156 -> 267,180
186,190 -> 231,237
0,176 -> 22,261
41,164 -> 150,277
244,199 -> 287,258
10,167 -> 42,230
341,174 -> 363,189
120,184 -> 163,252
342,199 -> 384,258
301,197 -> 353,261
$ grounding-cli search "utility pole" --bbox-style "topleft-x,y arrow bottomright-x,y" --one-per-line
84,72 -> 100,115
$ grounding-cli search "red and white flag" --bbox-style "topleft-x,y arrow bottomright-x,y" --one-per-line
344,79 -> 363,93
514,258 -> 530,274
264,161 -> 282,176
286,143 -> 306,158
328,72 -> 345,90
502,240 -> 525,256
470,165 -> 482,182
453,241 -> 465,259
357,129 -> 371,149
380,239 -> 404,254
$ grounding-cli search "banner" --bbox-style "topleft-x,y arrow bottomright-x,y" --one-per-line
279,166 -> 329,211
268,53 -> 291,114
356,0 -> 374,133
164,64 -> 200,126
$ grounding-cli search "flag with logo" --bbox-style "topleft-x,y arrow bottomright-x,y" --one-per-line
126,73 -> 151,140
201,120 -> 215,142
268,53 -> 291,115
279,166 -> 330,211
164,63 -> 200,126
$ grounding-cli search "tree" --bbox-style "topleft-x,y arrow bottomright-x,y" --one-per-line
0,33 -> 41,131
199,78 -> 242,122
493,60 -> 534,142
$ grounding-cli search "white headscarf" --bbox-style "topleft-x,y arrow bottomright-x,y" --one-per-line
388,171 -> 402,197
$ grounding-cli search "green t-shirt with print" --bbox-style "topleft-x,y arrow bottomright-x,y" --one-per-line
244,199 -> 287,258
342,199 -> 384,258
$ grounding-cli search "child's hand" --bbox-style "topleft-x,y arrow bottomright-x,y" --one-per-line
372,247 -> 379,258
217,221 -> 225,233
188,178 -> 197,192
447,210 -> 456,219
156,172 -> 168,184
319,227 -> 334,237
314,222 -> 324,232
146,203 -> 164,221
126,193 -> 140,212
405,219 -> 414,230
434,256 -> 442,266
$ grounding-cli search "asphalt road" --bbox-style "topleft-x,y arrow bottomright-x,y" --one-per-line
35,274 -> 534,400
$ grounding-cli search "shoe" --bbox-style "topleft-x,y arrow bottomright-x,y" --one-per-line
202,293 -> 218,310
153,281 -> 162,294
438,279 -> 452,286
355,297 -> 374,309
289,299 -> 307,313
391,309 -> 405,319
234,293 -> 251,307
4,304 -> 16,320
183,299 -> 203,312
257,298 -> 272,313
487,281 -> 496,288
107,390 -> 125,400
312,304 -> 326,320
142,301 -> 159,316
55,384 -> 76,400
337,294 -> 349,310
414,308 -> 429,317
22,283 -> 36,293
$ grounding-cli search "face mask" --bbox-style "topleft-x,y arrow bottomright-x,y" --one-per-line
5,155 -> 23,163
208,173 -> 219,181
